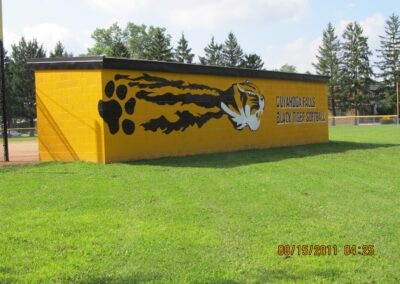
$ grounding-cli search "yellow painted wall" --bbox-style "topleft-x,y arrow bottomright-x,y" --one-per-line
101,70 -> 329,163
35,69 -> 328,163
35,70 -> 106,163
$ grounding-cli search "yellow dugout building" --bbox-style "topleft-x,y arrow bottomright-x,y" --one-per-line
29,57 -> 329,163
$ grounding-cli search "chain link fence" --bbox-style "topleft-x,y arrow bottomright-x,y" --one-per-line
0,127 -> 38,164
329,115 -> 399,126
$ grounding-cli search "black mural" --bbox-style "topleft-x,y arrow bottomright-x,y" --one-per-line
98,73 -> 265,135
98,80 -> 136,135
143,111 -> 225,134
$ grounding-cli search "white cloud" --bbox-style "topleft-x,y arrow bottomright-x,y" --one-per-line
86,0 -> 310,29
86,0 -> 150,14
168,0 -> 310,29
347,3 -> 356,9
267,13 -> 386,73
4,23 -> 90,55
286,38 -> 305,52
359,13 -> 385,49
22,23 -> 73,52
4,30 -> 19,50
336,13 -> 385,50
167,1 -> 247,30
336,20 -> 349,35
265,36 -> 321,73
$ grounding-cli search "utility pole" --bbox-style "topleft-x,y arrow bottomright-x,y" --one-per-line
0,0 -> 9,162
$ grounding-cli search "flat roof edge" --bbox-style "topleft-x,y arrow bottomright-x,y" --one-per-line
27,56 -> 329,83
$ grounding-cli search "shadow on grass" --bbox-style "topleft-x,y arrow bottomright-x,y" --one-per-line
0,161 -> 56,171
81,273 -> 165,284
251,268 -> 341,282
125,141 -> 399,169
81,268 -> 341,283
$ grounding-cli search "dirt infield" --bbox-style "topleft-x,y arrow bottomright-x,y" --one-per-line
0,140 -> 39,165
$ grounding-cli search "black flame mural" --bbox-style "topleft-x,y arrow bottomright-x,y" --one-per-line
98,73 -> 265,135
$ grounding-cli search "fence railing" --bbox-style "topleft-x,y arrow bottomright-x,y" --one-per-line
0,127 -> 38,139
329,115 -> 399,126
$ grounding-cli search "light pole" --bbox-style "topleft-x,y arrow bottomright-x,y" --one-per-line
0,0 -> 9,162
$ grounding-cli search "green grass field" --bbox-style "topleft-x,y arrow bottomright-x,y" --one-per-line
1,126 -> 399,283
6,136 -> 38,142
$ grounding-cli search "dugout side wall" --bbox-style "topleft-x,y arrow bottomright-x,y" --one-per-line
30,57 -> 329,163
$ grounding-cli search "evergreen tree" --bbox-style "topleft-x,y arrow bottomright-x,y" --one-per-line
241,54 -> 264,69
279,64 -> 297,73
110,39 -> 130,58
50,41 -> 73,57
340,22 -> 373,124
143,28 -> 174,61
174,33 -> 195,63
87,23 -> 130,58
222,32 -> 244,67
313,23 -> 341,124
8,37 -> 46,128
375,13 -> 400,114
199,36 -> 224,66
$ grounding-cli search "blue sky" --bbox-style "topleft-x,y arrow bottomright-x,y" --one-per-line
3,0 -> 400,72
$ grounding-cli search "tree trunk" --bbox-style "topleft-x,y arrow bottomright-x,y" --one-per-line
354,90 -> 358,126
329,71 -> 336,126
331,93 -> 336,126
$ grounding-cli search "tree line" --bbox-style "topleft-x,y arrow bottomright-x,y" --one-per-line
86,22 -> 266,69
2,14 -> 399,127
313,13 -> 400,120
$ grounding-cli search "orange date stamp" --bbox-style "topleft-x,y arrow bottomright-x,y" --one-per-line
277,244 -> 374,256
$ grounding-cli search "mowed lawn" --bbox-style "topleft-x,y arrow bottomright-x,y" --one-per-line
0,126 -> 399,283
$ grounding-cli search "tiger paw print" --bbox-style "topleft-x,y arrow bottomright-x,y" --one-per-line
98,80 -> 136,135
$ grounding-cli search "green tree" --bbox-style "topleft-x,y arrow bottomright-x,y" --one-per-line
241,54 -> 264,69
124,22 -> 149,58
8,37 -> 46,129
87,22 -> 173,59
340,22 -> 373,124
279,64 -> 297,73
87,23 -> 130,58
222,32 -> 244,67
199,36 -> 224,66
142,28 -> 174,61
110,40 -> 130,58
313,23 -> 341,124
50,41 -> 73,57
174,33 -> 195,64
125,23 -> 162,59
3,51 -> 14,127
375,13 -> 400,114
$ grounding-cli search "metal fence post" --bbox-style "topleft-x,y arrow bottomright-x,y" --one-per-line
0,0 -> 9,162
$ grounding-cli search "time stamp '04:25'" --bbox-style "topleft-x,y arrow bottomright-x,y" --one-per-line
277,245 -> 375,256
